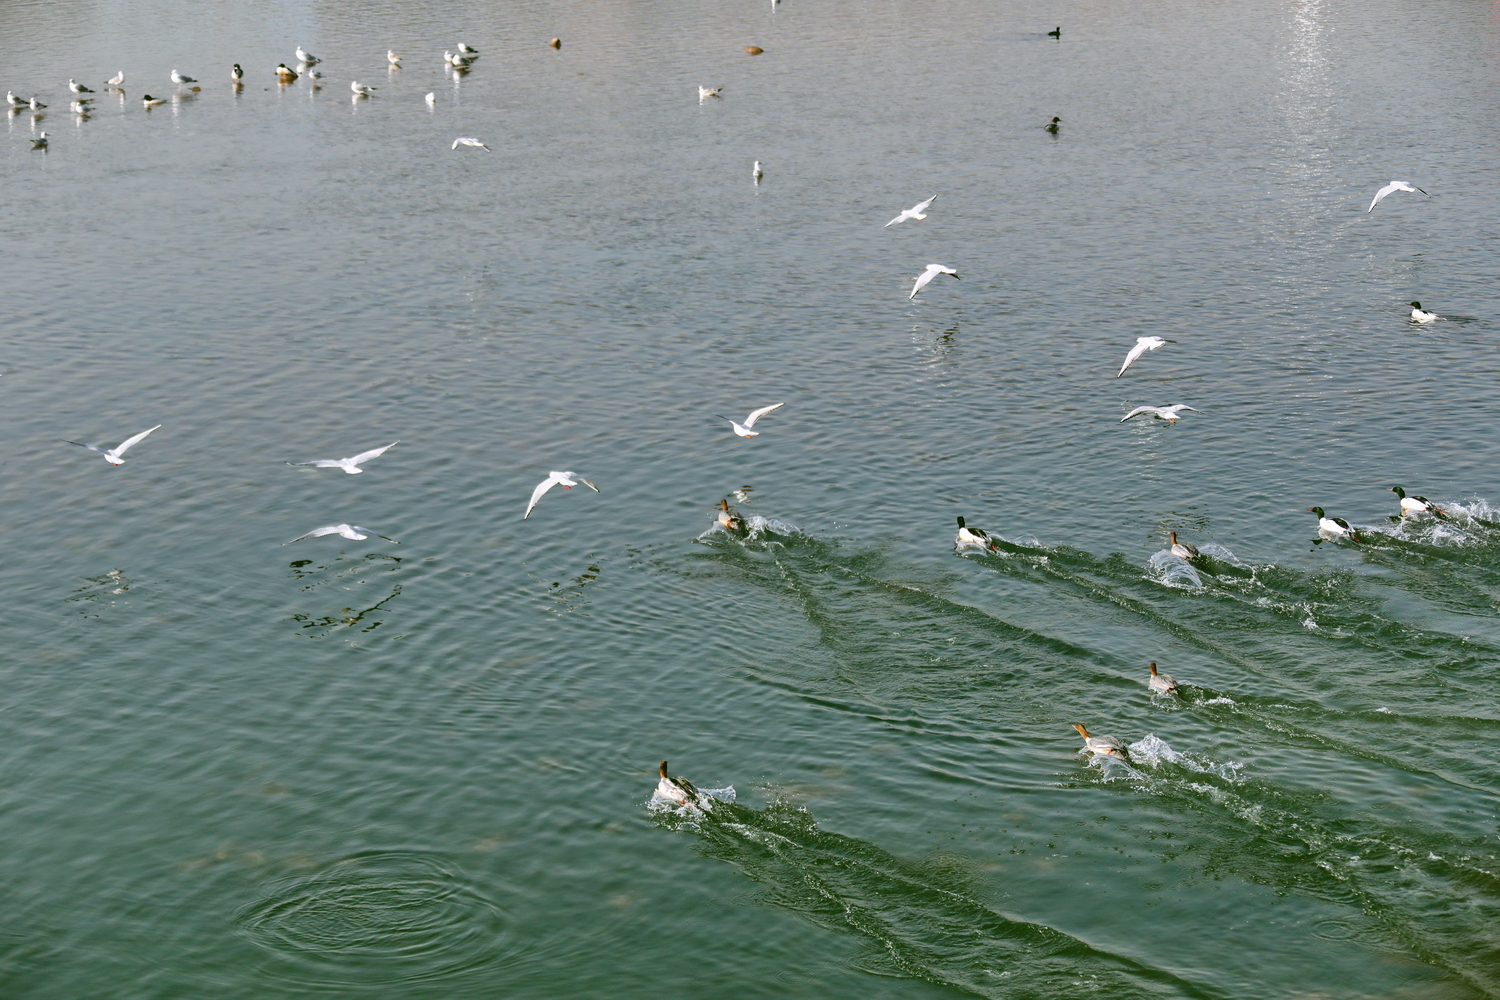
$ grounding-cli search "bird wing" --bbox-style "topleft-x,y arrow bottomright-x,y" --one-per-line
348,441 -> 399,466
112,424 -> 162,456
1117,341 -> 1149,376
524,474 -> 563,519
742,403 -> 785,428
287,458 -> 345,468
910,268 -> 937,299
1367,182 -> 1399,212
1173,405 -> 1203,413
284,525 -> 342,544
64,439 -> 109,456
576,477 -> 600,493
1119,406 -> 1156,422
350,526 -> 399,542
884,211 -> 908,228
912,194 -> 937,214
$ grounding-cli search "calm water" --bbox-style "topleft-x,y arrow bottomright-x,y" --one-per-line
3,0 -> 1500,996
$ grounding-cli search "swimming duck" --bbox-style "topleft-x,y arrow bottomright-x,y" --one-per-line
955,516 -> 1000,552
1047,26 -> 1061,38
655,761 -> 701,806
231,64 -> 244,82
1308,507 -> 1360,542
716,499 -> 747,536
1389,486 -> 1447,519
1072,724 -> 1128,758
1045,116 -> 1061,133
1168,531 -> 1198,560
141,94 -> 166,107
1147,662 -> 1178,695
1408,301 -> 1438,323
275,63 -> 298,82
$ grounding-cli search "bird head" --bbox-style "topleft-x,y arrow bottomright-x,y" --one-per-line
1389,486 -> 1405,498
1307,507 -> 1325,517
1072,723 -> 1089,738
956,516 -> 966,528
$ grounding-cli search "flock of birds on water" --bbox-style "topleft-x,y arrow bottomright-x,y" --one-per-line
5,25 -> 1466,803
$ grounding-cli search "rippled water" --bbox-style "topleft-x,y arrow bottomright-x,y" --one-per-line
3,0 -> 1499,996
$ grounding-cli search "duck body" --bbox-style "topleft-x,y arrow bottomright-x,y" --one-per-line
1045,116 -> 1061,133
1167,531 -> 1198,560
1147,662 -> 1178,695
1389,486 -> 1446,518
955,516 -> 999,552
655,761 -> 702,807
1072,724 -> 1128,759
276,63 -> 298,81
141,94 -> 166,107
1408,301 -> 1438,323
716,499 -> 748,537
1308,507 -> 1360,542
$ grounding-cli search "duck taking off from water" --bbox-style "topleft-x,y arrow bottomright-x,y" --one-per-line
1168,531 -> 1198,560
1389,486 -> 1447,518
1147,662 -> 1179,695
716,499 -> 747,536
955,516 -> 999,552
1072,724 -> 1128,759
1308,507 -> 1360,542
656,761 -> 701,806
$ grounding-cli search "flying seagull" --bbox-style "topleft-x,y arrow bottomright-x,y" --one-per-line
287,441 -> 399,474
64,424 -> 162,465
284,524 -> 397,544
524,471 -> 600,519
715,403 -> 784,438
910,263 -> 959,299
885,194 -> 936,227
1116,336 -> 1174,377
1367,180 -> 1428,213
452,136 -> 490,150
1120,403 -> 1200,423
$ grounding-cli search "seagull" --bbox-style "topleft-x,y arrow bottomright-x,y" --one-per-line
284,524 -> 397,545
231,64 -> 244,82
71,101 -> 91,116
655,761 -> 701,807
1308,507 -> 1361,542
6,92 -> 26,108
28,98 -> 46,110
30,132 -> 48,150
1367,180 -> 1428,213
452,136 -> 490,150
1408,301 -> 1439,323
445,51 -> 472,67
105,71 -> 125,87
1168,531 -> 1199,560
885,194 -> 936,227
752,160 -> 763,183
714,403 -> 784,438
1116,336 -> 1174,377
1120,403 -> 1200,424
388,50 -> 402,65
424,92 -> 435,106
1045,116 -> 1061,133
698,86 -> 722,101
909,263 -> 960,300
69,79 -> 94,94
1147,662 -> 1179,695
456,42 -> 479,55
64,424 -> 161,465
170,69 -> 196,84
524,471 -> 600,519
955,516 -> 999,552
287,441 -> 399,474
141,94 -> 166,107
276,63 -> 298,81
350,81 -> 376,96
295,47 -> 320,65
1072,724 -> 1128,759
1389,486 -> 1447,519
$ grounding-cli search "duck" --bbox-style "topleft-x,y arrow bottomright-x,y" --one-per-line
1047,26 -> 1061,37
231,64 -> 244,82
275,63 -> 298,82
1072,724 -> 1128,759
1045,116 -> 1061,133
716,499 -> 747,536
955,516 -> 999,552
655,761 -> 701,806
68,79 -> 94,94
1147,662 -> 1179,695
141,94 -> 166,107
1389,486 -> 1447,519
1408,301 -> 1438,323
1308,507 -> 1360,542
1168,531 -> 1198,560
